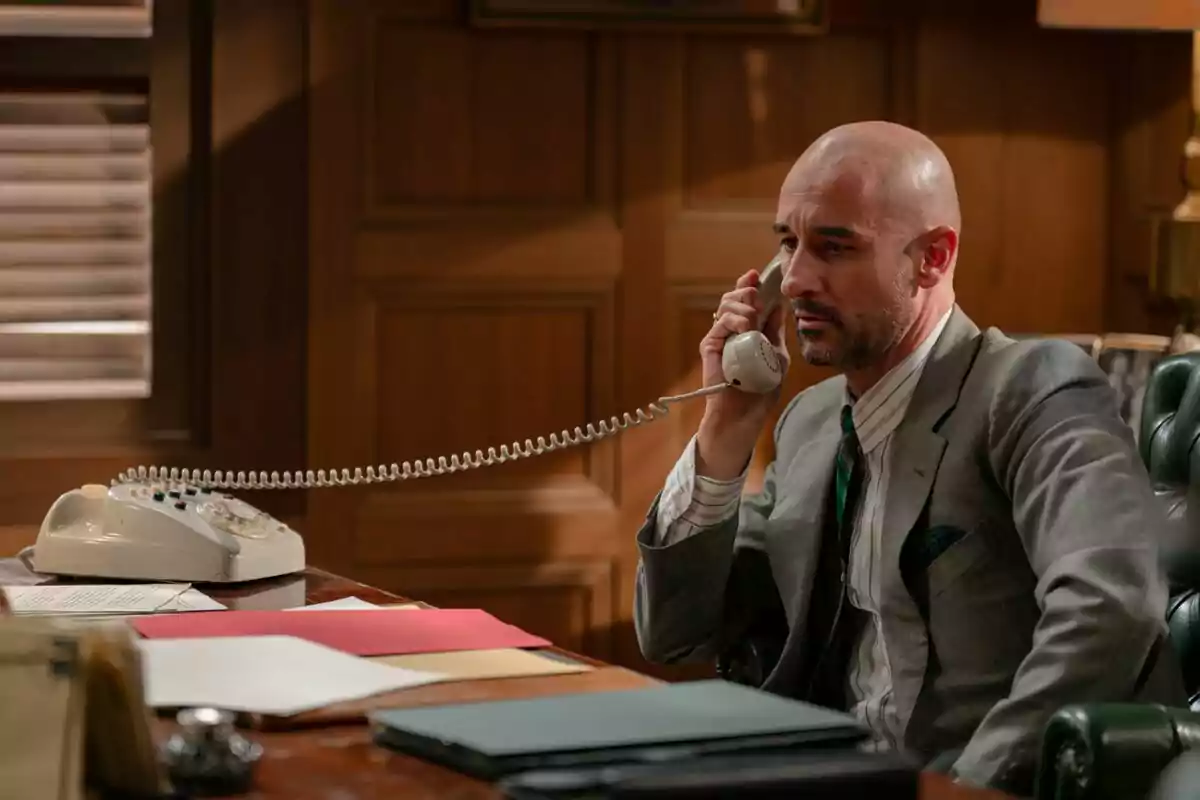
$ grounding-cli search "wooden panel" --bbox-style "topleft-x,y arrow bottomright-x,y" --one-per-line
1039,0 -> 1200,30
372,298 -> 605,488
683,32 -> 892,208
665,210 -> 781,279
914,24 -> 1112,334
355,216 -> 621,280
208,0 -> 309,516
367,22 -> 603,213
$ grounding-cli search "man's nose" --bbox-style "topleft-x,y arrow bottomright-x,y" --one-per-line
781,251 -> 821,299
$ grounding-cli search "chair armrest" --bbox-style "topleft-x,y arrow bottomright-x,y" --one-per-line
1037,703 -> 1200,800
715,630 -> 784,687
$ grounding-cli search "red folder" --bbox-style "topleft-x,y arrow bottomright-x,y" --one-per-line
129,608 -> 551,656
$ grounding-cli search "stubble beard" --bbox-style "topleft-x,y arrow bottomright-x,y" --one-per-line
795,306 -> 911,373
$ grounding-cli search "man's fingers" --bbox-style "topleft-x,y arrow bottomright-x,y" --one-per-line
697,270 -> 772,361
699,314 -> 747,360
734,269 -> 759,290
718,300 -> 757,321
711,312 -> 754,337
721,287 -> 759,310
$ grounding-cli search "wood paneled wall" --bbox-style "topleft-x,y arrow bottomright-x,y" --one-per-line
305,0 -> 1193,675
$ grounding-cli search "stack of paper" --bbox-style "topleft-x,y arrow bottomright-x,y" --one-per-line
287,597 -> 593,682
132,597 -> 597,716
2,584 -> 226,618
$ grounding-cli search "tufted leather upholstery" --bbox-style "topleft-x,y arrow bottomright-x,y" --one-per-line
1141,352 -> 1200,551
1141,352 -> 1200,706
1037,704 -> 1200,800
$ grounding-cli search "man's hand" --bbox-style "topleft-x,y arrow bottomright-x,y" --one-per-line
696,269 -> 790,480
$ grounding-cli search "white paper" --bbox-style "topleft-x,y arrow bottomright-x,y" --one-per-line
138,635 -> 444,715
155,588 -> 226,612
2,583 -> 226,615
287,596 -> 379,611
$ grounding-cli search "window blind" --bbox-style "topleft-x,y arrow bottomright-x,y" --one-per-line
0,0 -> 151,401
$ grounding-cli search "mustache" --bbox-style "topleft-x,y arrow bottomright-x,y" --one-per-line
791,298 -> 842,325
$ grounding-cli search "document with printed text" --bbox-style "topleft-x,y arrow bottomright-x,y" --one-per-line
2,583 -> 226,616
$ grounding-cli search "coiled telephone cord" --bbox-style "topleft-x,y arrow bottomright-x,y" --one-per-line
112,385 -> 726,490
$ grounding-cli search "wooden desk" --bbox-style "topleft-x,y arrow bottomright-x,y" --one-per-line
169,567 -> 1011,800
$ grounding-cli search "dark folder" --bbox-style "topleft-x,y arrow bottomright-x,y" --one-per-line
368,679 -> 868,781
497,749 -> 920,799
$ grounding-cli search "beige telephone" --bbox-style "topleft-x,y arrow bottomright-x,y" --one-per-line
111,251 -> 788,491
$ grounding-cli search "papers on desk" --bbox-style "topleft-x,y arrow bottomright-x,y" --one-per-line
134,597 -> 592,717
3,583 -> 226,617
288,596 -> 388,612
371,648 -> 592,683
138,635 -> 442,716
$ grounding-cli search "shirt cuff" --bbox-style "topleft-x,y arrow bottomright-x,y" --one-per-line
653,434 -> 747,546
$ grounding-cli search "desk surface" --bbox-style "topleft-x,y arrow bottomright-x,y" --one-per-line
179,568 -> 1008,800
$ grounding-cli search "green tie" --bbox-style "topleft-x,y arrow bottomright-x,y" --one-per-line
834,404 -> 863,538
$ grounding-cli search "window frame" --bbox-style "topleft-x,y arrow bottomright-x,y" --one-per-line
0,0 -> 210,454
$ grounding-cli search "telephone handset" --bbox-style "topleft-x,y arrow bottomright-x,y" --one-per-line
112,252 -> 790,491
720,251 -> 787,394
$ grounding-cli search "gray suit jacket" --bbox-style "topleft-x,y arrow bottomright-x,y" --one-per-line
634,307 -> 1185,792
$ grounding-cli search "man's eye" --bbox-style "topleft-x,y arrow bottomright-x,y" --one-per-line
780,238 -> 798,254
818,241 -> 850,257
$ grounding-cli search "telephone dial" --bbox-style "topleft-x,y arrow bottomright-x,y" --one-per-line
32,254 -> 788,584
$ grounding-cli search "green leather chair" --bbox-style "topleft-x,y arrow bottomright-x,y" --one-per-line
1036,351 -> 1200,800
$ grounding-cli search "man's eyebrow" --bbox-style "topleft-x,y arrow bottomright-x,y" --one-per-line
813,226 -> 858,239
773,222 -> 861,239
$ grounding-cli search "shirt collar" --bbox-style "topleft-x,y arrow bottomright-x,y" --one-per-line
845,306 -> 953,453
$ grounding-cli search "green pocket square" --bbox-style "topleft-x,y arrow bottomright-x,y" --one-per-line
921,525 -> 967,569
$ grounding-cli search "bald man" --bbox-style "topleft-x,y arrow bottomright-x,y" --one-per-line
633,121 -> 1184,794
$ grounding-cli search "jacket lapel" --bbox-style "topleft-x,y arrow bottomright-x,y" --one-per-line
880,306 -> 982,727
882,306 -> 981,573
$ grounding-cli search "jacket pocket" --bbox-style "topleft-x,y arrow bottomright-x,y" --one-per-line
927,530 -> 991,598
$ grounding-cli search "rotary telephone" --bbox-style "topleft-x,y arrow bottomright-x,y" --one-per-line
29,253 -> 785,584
115,251 -> 789,491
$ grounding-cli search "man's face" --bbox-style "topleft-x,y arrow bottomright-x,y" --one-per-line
774,169 -> 918,373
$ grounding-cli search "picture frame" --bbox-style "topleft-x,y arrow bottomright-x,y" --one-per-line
466,0 -> 829,35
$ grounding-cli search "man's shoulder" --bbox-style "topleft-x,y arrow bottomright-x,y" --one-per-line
773,373 -> 845,443
973,327 -> 1104,390
967,327 -> 1110,424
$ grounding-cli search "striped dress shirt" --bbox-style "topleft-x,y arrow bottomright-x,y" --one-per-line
654,309 -> 951,747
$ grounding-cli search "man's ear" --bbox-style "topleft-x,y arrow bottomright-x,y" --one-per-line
915,226 -> 958,288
